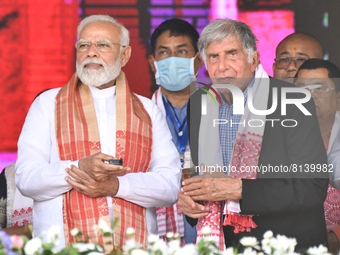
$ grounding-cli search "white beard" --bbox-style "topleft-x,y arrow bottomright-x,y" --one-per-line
76,57 -> 121,87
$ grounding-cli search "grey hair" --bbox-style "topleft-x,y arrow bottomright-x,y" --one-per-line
198,19 -> 258,64
77,15 -> 130,46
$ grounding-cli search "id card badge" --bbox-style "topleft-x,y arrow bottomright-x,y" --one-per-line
184,147 -> 192,169
179,153 -> 184,168
181,146 -> 193,182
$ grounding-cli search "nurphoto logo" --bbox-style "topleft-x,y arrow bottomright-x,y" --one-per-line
198,83 -> 312,128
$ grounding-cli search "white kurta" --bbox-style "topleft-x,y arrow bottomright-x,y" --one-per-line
15,85 -> 181,249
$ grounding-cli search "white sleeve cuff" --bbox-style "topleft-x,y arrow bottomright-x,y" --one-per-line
115,176 -> 129,198
68,160 -> 79,168
66,160 -> 79,181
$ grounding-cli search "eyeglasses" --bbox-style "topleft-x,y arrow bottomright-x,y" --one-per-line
300,84 -> 335,98
156,49 -> 195,59
76,41 -> 126,53
274,57 -> 309,69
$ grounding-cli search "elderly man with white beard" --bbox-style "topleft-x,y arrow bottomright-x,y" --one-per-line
15,15 -> 181,253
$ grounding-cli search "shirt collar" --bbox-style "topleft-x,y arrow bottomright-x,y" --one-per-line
162,94 -> 188,111
88,84 -> 116,98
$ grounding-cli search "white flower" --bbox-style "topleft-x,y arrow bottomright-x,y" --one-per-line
122,238 -> 138,252
46,225 -> 61,243
261,237 -> 273,254
168,239 -> 181,255
272,235 -> 297,254
286,238 -> 297,254
262,244 -> 272,255
131,249 -> 149,255
263,230 -> 273,239
243,247 -> 257,255
148,234 -> 160,244
261,238 -> 270,246
70,228 -> 79,236
72,243 -> 96,252
222,247 -> 235,255
96,244 -> 104,252
149,238 -> 168,254
174,244 -> 197,255
98,218 -> 113,234
306,244 -> 330,255
87,252 -> 104,255
166,232 -> 174,239
240,237 -> 258,247
24,237 -> 42,255
45,226 -> 61,254
202,226 -> 211,235
126,227 -> 135,236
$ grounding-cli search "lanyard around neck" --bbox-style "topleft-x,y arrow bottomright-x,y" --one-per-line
162,95 -> 188,155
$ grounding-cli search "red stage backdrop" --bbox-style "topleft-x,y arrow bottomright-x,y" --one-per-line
0,0 -> 79,151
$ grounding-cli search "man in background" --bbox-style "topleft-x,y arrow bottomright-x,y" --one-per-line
296,59 -> 340,254
148,18 -> 203,244
273,32 -> 323,83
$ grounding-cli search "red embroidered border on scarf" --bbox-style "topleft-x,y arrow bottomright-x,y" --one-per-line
156,204 -> 184,239
55,72 -> 152,252
197,201 -> 225,250
222,132 -> 261,233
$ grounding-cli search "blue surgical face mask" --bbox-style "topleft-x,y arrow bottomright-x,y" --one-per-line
154,55 -> 198,91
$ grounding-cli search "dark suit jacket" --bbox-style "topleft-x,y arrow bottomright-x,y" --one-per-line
187,78 -> 329,250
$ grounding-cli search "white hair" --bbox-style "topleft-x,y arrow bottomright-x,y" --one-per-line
77,14 -> 129,46
198,19 -> 258,64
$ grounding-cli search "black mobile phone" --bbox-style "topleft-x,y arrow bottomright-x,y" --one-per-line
108,158 -> 124,166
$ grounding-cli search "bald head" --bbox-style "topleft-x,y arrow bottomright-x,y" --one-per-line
273,32 -> 323,83
276,33 -> 323,58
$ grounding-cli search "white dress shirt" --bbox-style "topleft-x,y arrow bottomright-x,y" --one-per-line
15,85 -> 181,250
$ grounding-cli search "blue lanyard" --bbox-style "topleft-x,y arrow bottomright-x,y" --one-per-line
162,96 -> 188,155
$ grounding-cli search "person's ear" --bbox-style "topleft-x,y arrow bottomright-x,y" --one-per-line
250,51 -> 260,72
193,53 -> 204,75
148,55 -> 156,73
272,62 -> 277,75
197,53 -> 204,68
120,46 -> 132,68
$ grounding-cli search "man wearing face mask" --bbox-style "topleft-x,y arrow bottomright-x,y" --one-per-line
148,18 -> 204,243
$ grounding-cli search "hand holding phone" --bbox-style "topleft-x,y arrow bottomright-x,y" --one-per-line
109,158 -> 124,166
